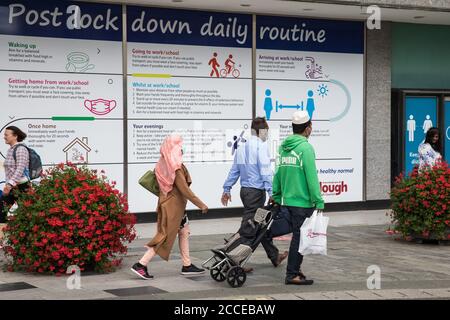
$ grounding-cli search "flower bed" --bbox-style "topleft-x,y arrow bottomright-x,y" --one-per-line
389,161 -> 450,241
2,163 -> 136,274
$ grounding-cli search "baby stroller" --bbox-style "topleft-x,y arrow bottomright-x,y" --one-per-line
202,205 -> 282,288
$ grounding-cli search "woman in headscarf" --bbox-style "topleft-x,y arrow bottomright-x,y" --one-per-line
131,135 -> 208,279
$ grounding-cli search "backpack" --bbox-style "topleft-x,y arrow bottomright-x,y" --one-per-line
138,169 -> 160,197
13,144 -> 43,180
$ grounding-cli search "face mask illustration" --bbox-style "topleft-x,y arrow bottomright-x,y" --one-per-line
84,99 -> 117,115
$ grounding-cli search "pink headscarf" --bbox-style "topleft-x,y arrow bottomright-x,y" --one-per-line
155,135 -> 183,196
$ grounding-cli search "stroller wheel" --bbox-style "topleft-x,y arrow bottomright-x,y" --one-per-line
226,266 -> 246,288
210,261 -> 228,282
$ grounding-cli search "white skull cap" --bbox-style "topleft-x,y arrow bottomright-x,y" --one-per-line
292,111 -> 310,125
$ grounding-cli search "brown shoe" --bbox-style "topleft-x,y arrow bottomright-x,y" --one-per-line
285,275 -> 314,285
242,267 -> 254,273
271,251 -> 288,267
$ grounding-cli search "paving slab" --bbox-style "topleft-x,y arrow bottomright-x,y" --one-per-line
269,293 -> 303,300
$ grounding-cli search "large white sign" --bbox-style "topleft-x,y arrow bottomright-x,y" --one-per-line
0,2 -> 366,213
126,6 -> 253,211
128,120 -> 250,213
256,15 -> 365,203
0,1 -> 124,190
127,76 -> 251,120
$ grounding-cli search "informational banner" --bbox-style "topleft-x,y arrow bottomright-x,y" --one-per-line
256,15 -> 364,203
1,2 -> 368,212
127,7 -> 253,212
404,97 -> 438,174
0,0 -> 124,189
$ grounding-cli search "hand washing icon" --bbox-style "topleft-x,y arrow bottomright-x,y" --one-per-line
84,99 -> 117,115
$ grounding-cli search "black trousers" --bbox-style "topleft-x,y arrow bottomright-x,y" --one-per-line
284,206 -> 315,280
239,187 -> 279,262
0,183 -> 29,223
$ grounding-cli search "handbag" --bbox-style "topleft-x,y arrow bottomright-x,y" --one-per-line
138,169 -> 160,196
268,205 -> 292,238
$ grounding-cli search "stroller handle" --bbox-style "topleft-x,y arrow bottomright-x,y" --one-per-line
0,181 -> 5,197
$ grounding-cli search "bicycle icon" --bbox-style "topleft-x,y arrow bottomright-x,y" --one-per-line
220,65 -> 241,78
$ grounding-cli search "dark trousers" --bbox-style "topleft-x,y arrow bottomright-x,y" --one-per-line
239,187 -> 279,262
0,183 -> 29,223
284,206 -> 315,280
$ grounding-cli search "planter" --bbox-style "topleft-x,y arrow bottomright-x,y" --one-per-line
2,163 -> 136,275
407,227 -> 450,244
389,162 -> 450,246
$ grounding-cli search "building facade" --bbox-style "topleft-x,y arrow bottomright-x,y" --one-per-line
0,0 -> 448,218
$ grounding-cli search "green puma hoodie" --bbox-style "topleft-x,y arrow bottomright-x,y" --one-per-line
272,134 -> 324,209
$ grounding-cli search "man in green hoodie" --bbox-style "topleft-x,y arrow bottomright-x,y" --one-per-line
272,110 -> 324,285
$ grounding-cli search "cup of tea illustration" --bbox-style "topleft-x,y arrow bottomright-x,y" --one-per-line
66,52 -> 90,71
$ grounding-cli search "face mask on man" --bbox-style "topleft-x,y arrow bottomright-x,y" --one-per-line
259,128 -> 269,142
306,125 -> 313,138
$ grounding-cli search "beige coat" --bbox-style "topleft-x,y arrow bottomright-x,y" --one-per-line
146,164 -> 206,261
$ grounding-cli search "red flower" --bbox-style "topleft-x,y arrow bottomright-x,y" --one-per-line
62,207 -> 75,215
49,207 -> 60,214
51,251 -> 60,260
23,200 -> 32,207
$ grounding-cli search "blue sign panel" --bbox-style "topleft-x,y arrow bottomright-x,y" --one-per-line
127,6 -> 252,48
445,101 -> 450,163
404,97 -> 438,174
256,15 -> 364,54
0,0 -> 122,41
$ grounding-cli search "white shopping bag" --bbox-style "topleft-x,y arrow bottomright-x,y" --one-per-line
298,210 -> 329,255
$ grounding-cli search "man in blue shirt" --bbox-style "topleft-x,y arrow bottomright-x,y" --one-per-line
222,117 -> 288,270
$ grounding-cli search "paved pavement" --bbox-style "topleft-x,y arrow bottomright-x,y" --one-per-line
1,209 -> 450,300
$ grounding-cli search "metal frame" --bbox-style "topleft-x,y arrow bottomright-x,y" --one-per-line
362,23 -> 367,201
280,0 -> 450,13
122,4 -> 129,195
252,14 -> 257,120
